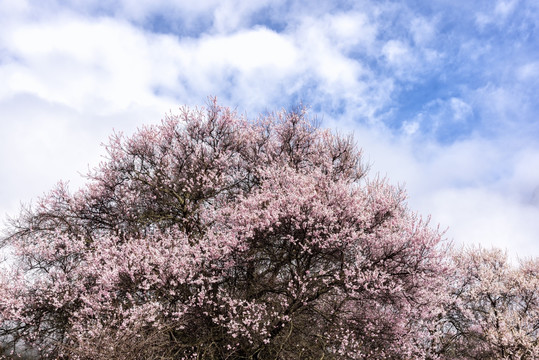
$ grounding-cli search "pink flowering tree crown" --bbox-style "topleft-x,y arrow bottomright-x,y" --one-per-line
437,247 -> 539,359
1,100 -> 450,359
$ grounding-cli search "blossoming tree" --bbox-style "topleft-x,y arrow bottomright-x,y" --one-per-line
1,101 -> 450,359
437,247 -> 539,359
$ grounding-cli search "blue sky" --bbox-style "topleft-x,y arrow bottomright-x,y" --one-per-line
1,0 -> 538,259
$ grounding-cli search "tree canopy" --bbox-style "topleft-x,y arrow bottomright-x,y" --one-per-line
0,100 -> 537,359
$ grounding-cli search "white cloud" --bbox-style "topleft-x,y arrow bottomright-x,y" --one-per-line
5,0 -> 282,35
475,0 -> 520,28
516,61 -> 539,81
0,0 -> 30,17
495,0 -> 519,18
1,16 -> 178,114
450,97 -> 473,122
211,0 -> 279,33
402,97 -> 473,136
0,7 -> 387,121
326,12 -> 378,52
473,84 -> 535,136
402,120 -> 420,136
410,16 -> 437,46
182,28 -> 299,74
170,27 -> 304,110
292,14 -> 372,87
498,148 -> 539,206
382,40 -> 413,66
381,37 -> 441,80
426,187 -> 539,261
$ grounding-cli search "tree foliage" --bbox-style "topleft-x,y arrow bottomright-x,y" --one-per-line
0,100 -> 537,359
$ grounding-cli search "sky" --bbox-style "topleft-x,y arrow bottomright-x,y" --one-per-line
1,0 -> 538,260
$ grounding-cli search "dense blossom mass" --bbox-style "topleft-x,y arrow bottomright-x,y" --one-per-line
438,248 -> 539,359
0,100 -> 537,359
